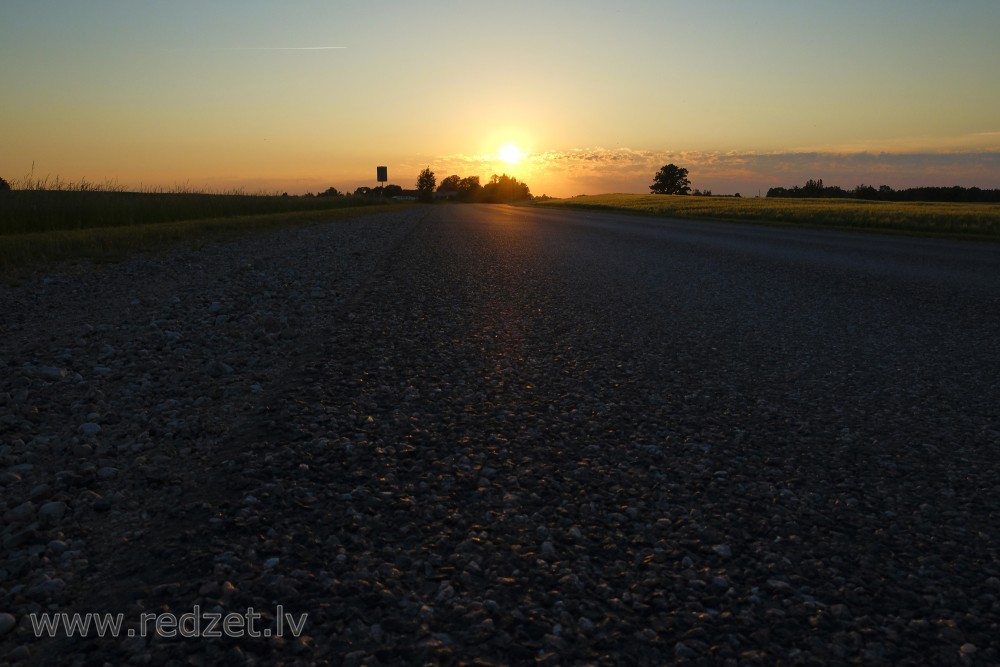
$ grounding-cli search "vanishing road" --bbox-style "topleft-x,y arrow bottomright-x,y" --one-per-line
5,204 -> 1000,665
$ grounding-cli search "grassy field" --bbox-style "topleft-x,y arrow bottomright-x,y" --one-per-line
535,193 -> 1000,240
0,189 -> 406,277
0,189 -> 386,235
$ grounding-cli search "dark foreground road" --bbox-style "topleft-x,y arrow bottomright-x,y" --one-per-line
3,205 -> 999,665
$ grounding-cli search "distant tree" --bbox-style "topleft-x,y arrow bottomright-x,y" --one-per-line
480,174 -> 531,202
391,172 -> 537,204
458,176 -> 482,201
383,184 -> 403,198
354,186 -> 372,197
650,164 -> 691,195
416,167 -> 436,203
318,186 -> 342,197
438,175 -> 461,192
803,178 -> 824,196
766,180 -> 1000,202
0,177 -> 10,192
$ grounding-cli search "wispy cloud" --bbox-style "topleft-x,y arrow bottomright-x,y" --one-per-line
212,46 -> 347,51
434,147 -> 1000,196
790,131 -> 1000,154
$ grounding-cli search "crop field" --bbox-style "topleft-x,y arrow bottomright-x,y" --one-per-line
0,189 -> 389,235
535,193 -> 1000,240
0,188 -> 404,276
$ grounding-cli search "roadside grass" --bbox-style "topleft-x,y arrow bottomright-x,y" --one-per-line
0,189 -> 384,235
0,204 -> 407,280
535,194 -> 1000,240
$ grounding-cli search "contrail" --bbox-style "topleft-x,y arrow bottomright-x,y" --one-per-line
215,46 -> 347,51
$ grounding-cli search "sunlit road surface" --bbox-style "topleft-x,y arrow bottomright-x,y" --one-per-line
299,202 -> 999,661
28,202 -> 998,664
475,204 -> 1000,292
410,203 -> 1000,457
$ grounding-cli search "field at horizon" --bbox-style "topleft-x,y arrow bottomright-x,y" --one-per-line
3,187 -> 999,279
0,189 -> 406,277
536,193 -> 1000,240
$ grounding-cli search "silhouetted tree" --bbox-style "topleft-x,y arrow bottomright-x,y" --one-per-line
852,184 -> 878,199
650,164 -> 691,195
371,172 -> 537,204
318,186 -> 342,197
458,176 -> 482,201
354,186 -> 372,197
480,174 -> 531,202
766,180 -> 1000,202
803,178 -> 824,196
0,177 -> 10,192
438,175 -> 461,192
417,167 -> 436,203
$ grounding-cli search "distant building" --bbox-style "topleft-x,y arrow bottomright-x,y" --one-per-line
392,189 -> 419,201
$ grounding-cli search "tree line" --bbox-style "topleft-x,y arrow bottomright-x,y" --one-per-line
305,170 -> 532,203
436,173 -> 531,203
767,179 -> 1000,203
13,166 -> 993,204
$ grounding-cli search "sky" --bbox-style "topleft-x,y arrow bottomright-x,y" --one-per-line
2,0 -> 999,197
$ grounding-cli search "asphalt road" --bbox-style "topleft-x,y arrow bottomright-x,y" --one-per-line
427,203 -> 1000,460
415,204 -> 1000,445
10,203 -> 999,665
289,202 -> 1000,663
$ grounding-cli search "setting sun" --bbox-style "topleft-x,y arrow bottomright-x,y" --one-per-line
2,2 -> 998,198
498,144 -> 525,165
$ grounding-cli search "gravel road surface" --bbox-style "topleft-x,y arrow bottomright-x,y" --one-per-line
2,204 -> 999,665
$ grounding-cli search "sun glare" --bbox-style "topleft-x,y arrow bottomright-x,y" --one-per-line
498,143 -> 524,165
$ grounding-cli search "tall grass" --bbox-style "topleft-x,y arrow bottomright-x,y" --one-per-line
0,173 -> 408,276
0,205 -> 405,277
9,169 -> 279,194
536,194 -> 1000,240
0,189 -> 383,236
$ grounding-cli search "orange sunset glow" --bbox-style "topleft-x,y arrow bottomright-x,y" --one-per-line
2,2 -> 999,196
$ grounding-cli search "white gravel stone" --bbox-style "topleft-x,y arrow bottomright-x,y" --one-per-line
712,544 -> 732,558
48,540 -> 69,555
38,366 -> 67,380
78,422 -> 102,437
39,501 -> 67,520
3,502 -> 35,523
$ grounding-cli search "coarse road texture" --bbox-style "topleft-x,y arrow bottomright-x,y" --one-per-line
3,204 -> 999,665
